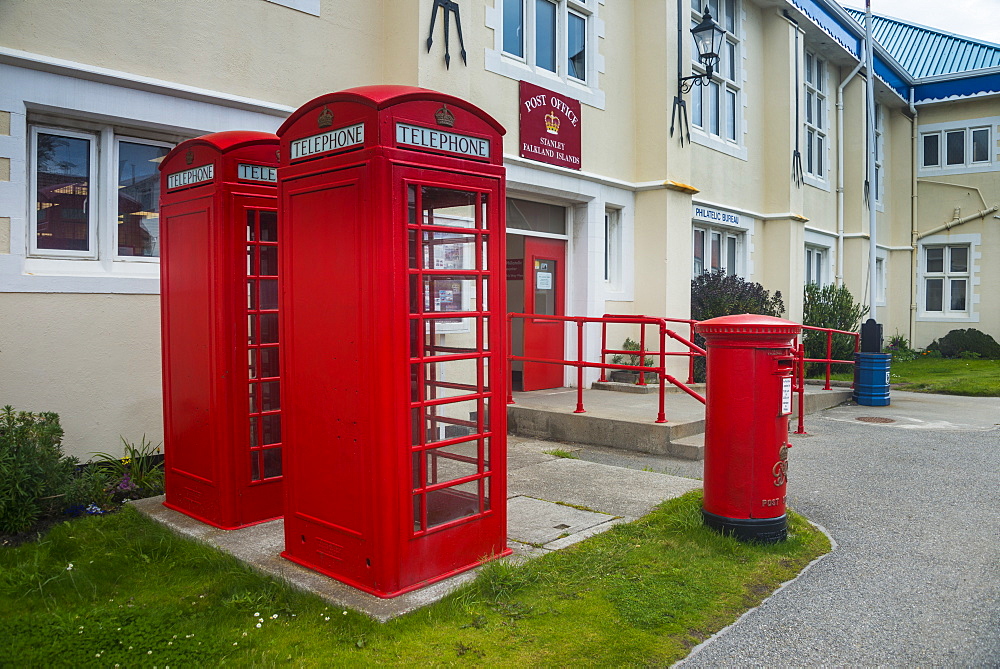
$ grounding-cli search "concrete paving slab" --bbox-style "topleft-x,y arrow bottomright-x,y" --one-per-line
507,495 -> 616,546
507,457 -> 702,520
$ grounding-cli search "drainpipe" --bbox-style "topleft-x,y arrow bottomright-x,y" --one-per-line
837,57 -> 865,286
908,88 -> 918,346
917,205 -> 999,239
865,2 -> 877,320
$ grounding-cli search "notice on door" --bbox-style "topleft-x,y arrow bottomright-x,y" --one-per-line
536,271 -> 553,290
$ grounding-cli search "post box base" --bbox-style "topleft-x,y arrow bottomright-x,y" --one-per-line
702,510 -> 787,544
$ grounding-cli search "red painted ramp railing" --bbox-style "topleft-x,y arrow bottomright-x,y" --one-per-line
506,314 -> 859,432
506,313 -> 705,424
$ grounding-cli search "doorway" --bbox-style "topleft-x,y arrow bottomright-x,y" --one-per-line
506,199 -> 568,392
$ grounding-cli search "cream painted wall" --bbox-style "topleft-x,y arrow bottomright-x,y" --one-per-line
0,0 -> 384,106
909,95 -> 1000,347
0,293 -> 163,460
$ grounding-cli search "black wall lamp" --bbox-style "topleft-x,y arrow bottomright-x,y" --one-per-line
671,6 -> 727,144
680,7 -> 727,92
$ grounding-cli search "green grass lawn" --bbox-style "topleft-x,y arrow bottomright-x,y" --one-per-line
813,357 -> 1000,397
0,491 -> 829,666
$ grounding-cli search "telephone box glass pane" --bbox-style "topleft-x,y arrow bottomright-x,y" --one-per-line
249,383 -> 259,413
259,313 -> 279,343
262,414 -> 281,445
419,442 -> 479,486
263,447 -> 282,478
261,381 -> 280,411
426,480 -> 480,528
408,229 -> 419,269
259,246 -> 278,276
251,452 -> 260,481
249,417 -> 260,447
246,210 -> 257,241
35,132 -> 92,251
415,398 -> 481,445
248,349 -> 259,379
424,276 -> 475,313
117,140 -> 169,257
259,280 -> 278,310
247,281 -> 257,309
260,347 -> 280,377
533,259 -> 556,316
416,317 -> 482,356
259,210 -> 277,241
422,358 -> 480,401
248,315 -> 258,344
424,231 -> 477,270
421,187 -> 477,228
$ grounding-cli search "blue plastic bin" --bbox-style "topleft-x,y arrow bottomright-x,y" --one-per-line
854,352 -> 891,406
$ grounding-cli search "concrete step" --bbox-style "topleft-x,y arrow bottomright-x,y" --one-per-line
507,386 -> 853,462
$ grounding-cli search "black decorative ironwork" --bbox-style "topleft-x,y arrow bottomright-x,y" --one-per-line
426,0 -> 467,69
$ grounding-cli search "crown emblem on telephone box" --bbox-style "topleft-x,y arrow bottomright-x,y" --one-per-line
434,105 -> 456,127
544,111 -> 560,134
317,106 -> 334,128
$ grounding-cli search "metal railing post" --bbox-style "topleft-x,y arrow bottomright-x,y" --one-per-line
656,325 -> 667,423
599,318 -> 608,382
506,313 -> 515,405
824,331 -> 833,390
574,318 -> 586,413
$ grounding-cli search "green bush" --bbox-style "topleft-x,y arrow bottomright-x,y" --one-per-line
0,406 -> 77,534
883,333 -> 917,362
927,328 -> 1000,359
691,271 -> 785,381
802,283 -> 868,375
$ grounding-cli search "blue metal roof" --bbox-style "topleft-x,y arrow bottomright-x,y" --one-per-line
843,7 -> 1000,79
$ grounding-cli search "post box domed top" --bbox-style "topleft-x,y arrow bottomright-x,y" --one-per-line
277,86 -> 505,168
695,314 -> 802,345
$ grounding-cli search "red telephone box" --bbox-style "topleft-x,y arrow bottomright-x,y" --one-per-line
694,314 -> 802,543
159,131 -> 284,530
276,86 -> 509,598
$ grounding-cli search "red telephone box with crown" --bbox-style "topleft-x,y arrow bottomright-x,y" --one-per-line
276,86 -> 509,597
158,131 -> 284,530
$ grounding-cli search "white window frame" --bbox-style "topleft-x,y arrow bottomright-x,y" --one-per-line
28,121 -> 174,264
919,117 -> 998,177
114,135 -> 174,262
803,50 -> 829,187
917,235 -> 980,323
805,244 -> 828,286
692,224 -> 744,278
874,249 -> 887,306
29,125 -> 99,259
689,0 -> 745,159
487,0 -> 605,109
604,207 -> 622,291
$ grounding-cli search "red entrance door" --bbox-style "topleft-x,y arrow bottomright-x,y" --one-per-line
522,236 -> 566,391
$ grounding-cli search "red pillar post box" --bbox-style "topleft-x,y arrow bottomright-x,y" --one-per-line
694,314 -> 802,543
276,86 -> 509,598
158,131 -> 284,530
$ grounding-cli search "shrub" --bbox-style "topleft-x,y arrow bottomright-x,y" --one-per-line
883,333 -> 917,362
0,406 -> 77,534
802,283 -> 868,375
691,270 -> 785,323
691,271 -> 785,380
91,435 -> 164,504
926,328 -> 1000,359
610,337 -> 655,368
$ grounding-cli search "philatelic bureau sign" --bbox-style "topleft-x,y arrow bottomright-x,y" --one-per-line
519,81 -> 581,170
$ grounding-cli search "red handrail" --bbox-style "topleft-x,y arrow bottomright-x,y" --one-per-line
508,313 -> 705,424
508,315 -> 857,433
